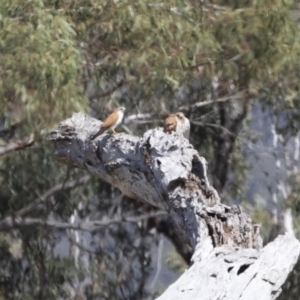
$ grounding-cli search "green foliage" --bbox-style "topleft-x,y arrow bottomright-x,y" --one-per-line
0,0 -> 87,131
0,0 -> 298,131
286,174 -> 300,233
0,0 -> 300,298
166,248 -> 187,273
242,198 -> 274,241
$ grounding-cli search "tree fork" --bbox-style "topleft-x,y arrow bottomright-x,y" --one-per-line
49,112 -> 300,300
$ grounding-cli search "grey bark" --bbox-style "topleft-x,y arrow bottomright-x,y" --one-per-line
49,112 -> 300,300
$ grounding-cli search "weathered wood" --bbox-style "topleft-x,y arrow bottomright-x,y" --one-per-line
158,234 -> 299,300
49,112 -> 300,300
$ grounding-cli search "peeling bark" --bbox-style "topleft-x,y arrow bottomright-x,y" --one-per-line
158,234 -> 299,300
49,112 -> 300,300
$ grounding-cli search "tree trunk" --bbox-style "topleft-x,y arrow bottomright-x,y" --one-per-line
49,112 -> 300,300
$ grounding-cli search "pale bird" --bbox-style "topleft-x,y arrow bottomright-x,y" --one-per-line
91,107 -> 125,140
164,112 -> 190,140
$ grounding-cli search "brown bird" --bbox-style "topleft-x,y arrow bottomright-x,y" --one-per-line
91,107 -> 126,140
164,112 -> 190,140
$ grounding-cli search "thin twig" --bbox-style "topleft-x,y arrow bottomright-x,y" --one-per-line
201,1 -> 228,11
179,90 -> 246,111
15,175 -> 92,217
0,134 -> 35,156
0,211 -> 167,232
123,113 -> 153,125
192,121 -> 238,138
88,80 -> 128,100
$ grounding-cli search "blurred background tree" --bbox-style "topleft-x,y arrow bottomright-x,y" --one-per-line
1,0 -> 300,299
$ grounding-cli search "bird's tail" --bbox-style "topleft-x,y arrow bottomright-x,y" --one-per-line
91,127 -> 106,140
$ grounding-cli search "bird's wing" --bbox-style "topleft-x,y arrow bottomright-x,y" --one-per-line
164,115 -> 177,132
91,111 -> 119,140
100,111 -> 119,130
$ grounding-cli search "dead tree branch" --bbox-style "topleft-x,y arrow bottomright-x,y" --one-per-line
0,133 -> 34,156
47,112 -> 300,300
15,175 -> 92,217
0,211 -> 166,232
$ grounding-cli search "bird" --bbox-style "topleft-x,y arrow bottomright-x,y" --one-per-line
91,107 -> 126,140
164,112 -> 190,140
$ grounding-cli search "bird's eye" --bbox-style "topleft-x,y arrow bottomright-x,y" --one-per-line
177,114 -> 183,120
